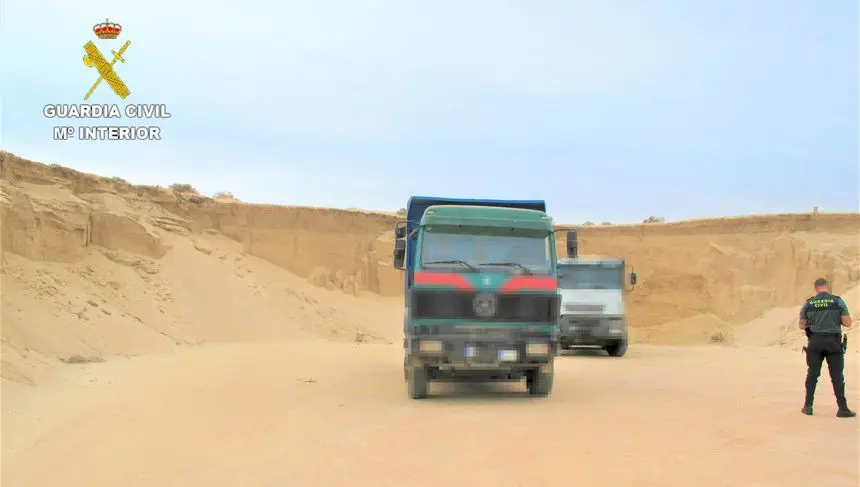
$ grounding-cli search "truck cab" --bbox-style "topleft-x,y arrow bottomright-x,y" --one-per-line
392,196 -> 560,399
556,231 -> 636,357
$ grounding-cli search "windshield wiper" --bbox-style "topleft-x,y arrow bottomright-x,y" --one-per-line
423,260 -> 479,272
479,262 -> 533,275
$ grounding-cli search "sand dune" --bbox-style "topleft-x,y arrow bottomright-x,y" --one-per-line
2,151 -> 859,487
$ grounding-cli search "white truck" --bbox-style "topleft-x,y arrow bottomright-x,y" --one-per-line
556,231 -> 636,357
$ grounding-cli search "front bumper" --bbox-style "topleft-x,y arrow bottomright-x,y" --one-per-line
557,315 -> 626,347
406,335 -> 556,370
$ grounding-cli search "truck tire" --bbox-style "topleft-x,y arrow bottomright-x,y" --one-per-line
605,337 -> 628,357
527,369 -> 553,397
406,364 -> 429,399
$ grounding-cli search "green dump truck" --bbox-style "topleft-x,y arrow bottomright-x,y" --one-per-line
392,196 -> 560,399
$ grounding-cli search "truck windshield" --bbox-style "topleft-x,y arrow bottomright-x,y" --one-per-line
558,265 -> 623,290
420,227 -> 552,273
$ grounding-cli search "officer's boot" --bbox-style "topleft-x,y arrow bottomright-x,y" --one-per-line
836,407 -> 855,418
833,376 -> 855,418
801,385 -> 815,415
836,397 -> 855,418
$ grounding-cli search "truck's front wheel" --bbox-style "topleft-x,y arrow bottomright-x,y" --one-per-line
406,364 -> 429,399
605,337 -> 628,357
526,369 -> 553,397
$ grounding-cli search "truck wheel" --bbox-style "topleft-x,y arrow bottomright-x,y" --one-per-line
605,337 -> 628,357
527,369 -> 553,397
406,364 -> 429,399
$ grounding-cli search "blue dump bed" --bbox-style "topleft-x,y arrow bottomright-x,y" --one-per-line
403,196 -> 547,289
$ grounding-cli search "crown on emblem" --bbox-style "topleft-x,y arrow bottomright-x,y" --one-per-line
93,18 -> 122,39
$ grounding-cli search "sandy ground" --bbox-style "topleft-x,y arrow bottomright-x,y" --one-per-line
2,153 -> 860,487
3,343 -> 858,487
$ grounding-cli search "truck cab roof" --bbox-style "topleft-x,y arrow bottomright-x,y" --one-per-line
421,205 -> 553,231
406,196 -> 546,227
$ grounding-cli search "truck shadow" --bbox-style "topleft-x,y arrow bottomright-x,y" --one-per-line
423,381 -> 537,401
558,348 -> 609,358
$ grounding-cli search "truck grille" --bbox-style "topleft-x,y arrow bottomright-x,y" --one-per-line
411,291 -> 558,323
564,303 -> 605,314
562,316 -> 601,328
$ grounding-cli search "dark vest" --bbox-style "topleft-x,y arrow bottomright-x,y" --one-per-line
803,292 -> 843,334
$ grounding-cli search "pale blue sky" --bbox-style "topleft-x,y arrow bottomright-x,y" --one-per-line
2,0 -> 857,224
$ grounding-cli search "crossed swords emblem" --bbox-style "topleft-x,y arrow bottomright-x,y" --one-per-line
82,40 -> 131,100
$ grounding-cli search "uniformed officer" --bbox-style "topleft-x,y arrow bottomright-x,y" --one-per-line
798,278 -> 855,417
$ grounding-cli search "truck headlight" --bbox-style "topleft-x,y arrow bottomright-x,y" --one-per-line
608,319 -> 625,333
526,342 -> 549,356
419,340 -> 443,353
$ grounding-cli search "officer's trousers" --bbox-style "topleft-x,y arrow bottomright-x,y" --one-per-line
804,333 -> 847,408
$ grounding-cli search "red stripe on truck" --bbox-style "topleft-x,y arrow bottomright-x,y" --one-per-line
413,272 -> 475,290
499,276 -> 558,293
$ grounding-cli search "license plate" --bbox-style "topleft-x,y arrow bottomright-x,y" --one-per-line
497,349 -> 518,362
465,346 -> 476,358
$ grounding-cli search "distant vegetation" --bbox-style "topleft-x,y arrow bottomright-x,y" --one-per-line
213,191 -> 236,199
168,183 -> 199,194
643,216 -> 665,223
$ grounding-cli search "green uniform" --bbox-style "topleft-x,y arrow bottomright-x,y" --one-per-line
800,292 -> 849,409
800,292 -> 849,334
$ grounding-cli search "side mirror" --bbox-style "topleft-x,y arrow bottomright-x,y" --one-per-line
566,231 -> 578,258
630,272 -> 637,286
394,226 -> 406,239
393,239 -> 406,269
